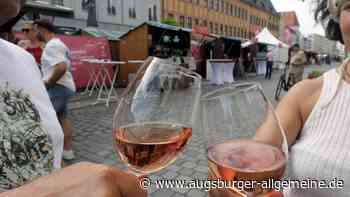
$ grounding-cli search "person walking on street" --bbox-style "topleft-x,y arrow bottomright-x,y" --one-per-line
265,49 -> 274,80
34,19 -> 76,161
289,44 -> 307,84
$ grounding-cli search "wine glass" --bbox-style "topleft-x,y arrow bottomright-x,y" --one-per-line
113,57 -> 201,176
201,83 -> 288,196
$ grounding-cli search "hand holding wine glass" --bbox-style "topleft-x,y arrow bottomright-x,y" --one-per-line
113,57 -> 201,176
202,83 -> 288,196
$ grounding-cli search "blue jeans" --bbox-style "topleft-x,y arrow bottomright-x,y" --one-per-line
47,84 -> 75,118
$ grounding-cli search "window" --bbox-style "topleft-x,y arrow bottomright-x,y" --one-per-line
187,17 -> 192,28
153,5 -> 157,21
220,24 -> 223,35
210,22 -> 213,33
195,18 -> 199,26
204,0 -> 208,7
229,26 -> 232,36
235,6 -> 238,17
106,0 -> 116,15
230,4 -> 233,16
148,8 -> 152,21
52,0 -> 63,6
221,0 -> 224,12
129,8 -> 136,18
210,0 -> 214,9
215,0 -> 219,11
224,25 -> 228,36
81,0 -> 89,11
203,20 -> 207,27
180,16 -> 185,27
215,23 -> 218,34
129,0 -> 136,18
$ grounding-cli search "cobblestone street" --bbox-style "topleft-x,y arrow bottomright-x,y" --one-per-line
67,64 -> 334,197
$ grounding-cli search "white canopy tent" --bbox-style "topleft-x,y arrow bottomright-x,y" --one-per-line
242,28 -> 289,71
242,28 -> 289,48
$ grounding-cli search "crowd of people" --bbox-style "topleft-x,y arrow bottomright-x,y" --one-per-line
1,0 -> 350,196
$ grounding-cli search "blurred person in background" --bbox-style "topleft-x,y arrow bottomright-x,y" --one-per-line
288,44 -> 307,84
33,19 -> 76,161
21,22 -> 44,67
265,49 -> 274,80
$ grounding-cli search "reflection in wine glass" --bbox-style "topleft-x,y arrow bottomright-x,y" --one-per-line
201,83 -> 288,197
113,57 -> 201,176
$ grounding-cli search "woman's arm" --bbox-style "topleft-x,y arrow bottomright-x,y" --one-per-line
255,79 -> 323,148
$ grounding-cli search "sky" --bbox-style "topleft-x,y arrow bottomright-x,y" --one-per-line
271,0 -> 325,36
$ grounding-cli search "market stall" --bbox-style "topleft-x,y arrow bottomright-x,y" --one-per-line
58,35 -> 112,89
191,26 -> 217,78
80,27 -> 127,61
242,28 -> 289,75
206,36 -> 242,84
117,22 -> 191,86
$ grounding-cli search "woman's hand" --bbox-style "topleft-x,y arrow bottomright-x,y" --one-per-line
3,162 -> 147,197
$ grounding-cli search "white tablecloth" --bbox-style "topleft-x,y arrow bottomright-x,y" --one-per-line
206,60 -> 235,85
256,60 -> 267,75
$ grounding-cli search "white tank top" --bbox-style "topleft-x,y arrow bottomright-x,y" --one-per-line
285,69 -> 350,196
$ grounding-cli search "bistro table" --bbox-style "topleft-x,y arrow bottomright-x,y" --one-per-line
207,59 -> 236,85
95,60 -> 125,106
82,59 -> 125,106
81,59 -> 102,96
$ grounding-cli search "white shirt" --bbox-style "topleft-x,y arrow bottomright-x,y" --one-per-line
0,39 -> 63,172
41,38 -> 76,91
285,69 -> 350,196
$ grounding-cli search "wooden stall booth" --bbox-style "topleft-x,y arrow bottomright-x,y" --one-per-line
191,27 -> 217,78
117,22 -> 191,87
206,36 -> 243,84
80,27 -> 127,61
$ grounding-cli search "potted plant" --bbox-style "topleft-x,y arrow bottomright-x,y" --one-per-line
308,70 -> 324,79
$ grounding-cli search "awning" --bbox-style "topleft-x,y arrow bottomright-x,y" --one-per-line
242,28 -> 289,48
146,21 -> 192,33
23,1 -> 74,17
83,27 -> 127,41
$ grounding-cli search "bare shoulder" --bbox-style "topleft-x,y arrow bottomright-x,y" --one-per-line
290,77 -> 323,96
286,78 -> 323,124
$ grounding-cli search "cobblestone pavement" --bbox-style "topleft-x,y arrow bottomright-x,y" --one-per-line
67,64 -> 334,197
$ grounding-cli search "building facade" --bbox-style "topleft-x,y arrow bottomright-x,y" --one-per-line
279,11 -> 301,47
299,36 -> 312,52
309,33 -> 340,56
21,0 -> 160,32
160,0 -> 280,39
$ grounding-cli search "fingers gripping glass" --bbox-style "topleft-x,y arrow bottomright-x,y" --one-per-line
202,83 -> 288,197
113,57 -> 202,176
